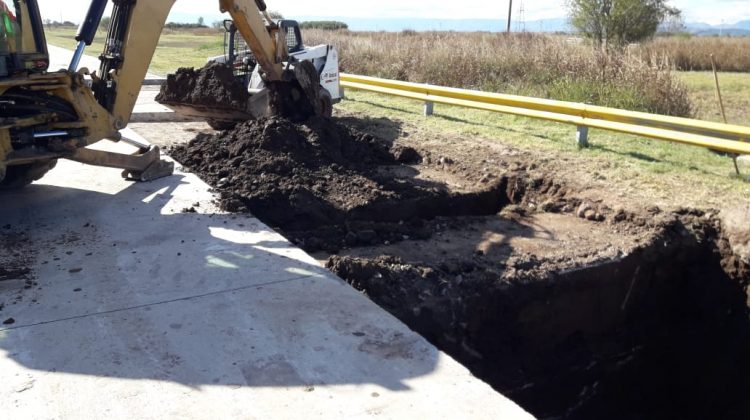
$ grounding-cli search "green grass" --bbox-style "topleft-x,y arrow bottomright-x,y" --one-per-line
677,72 -> 750,126
336,88 -> 750,207
45,27 -> 223,75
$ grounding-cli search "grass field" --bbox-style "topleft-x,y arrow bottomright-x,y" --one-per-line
45,27 -> 750,205
44,27 -> 224,75
677,72 -> 750,126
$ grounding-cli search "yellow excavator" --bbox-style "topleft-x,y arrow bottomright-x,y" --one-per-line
0,0 -> 334,188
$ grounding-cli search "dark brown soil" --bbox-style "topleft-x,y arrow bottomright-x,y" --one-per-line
0,230 -> 34,283
328,210 -> 750,419
156,63 -> 319,122
0,229 -> 38,311
171,116 -> 497,251
172,115 -> 750,419
156,63 -> 249,110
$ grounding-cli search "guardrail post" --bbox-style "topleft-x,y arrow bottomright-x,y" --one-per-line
339,86 -> 346,100
737,155 -> 750,182
576,125 -> 590,148
424,102 -> 434,117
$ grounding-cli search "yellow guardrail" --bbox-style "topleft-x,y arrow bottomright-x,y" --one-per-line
340,74 -> 750,156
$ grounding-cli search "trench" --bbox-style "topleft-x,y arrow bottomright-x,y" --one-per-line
327,208 -> 750,419
306,181 -> 750,419
172,116 -> 750,419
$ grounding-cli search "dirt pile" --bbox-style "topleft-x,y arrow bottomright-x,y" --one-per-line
171,116 -> 501,251
156,62 -> 249,110
172,114 -> 750,419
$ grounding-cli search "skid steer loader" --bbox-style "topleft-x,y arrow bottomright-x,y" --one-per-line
0,0 -> 336,188
207,19 -> 341,118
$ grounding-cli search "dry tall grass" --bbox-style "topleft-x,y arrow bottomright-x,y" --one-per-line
639,36 -> 750,72
305,30 -> 693,117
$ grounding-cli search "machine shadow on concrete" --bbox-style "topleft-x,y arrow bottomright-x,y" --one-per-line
0,172 -> 444,392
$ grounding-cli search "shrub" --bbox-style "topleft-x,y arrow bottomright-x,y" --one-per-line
299,21 -> 348,31
164,22 -> 207,30
638,37 -> 750,72
305,30 -> 693,117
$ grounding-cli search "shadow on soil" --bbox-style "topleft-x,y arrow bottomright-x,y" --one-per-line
0,175 -> 441,392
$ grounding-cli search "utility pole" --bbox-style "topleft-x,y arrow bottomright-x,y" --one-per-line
506,0 -> 513,33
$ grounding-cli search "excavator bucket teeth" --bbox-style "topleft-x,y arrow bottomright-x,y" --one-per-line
293,60 -> 323,116
122,155 -> 175,182
69,145 -> 174,182
263,61 -> 323,121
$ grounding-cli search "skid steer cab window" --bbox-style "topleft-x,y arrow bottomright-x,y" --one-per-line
0,0 -> 47,77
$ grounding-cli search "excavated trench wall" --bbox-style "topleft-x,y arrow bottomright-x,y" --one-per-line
172,116 -> 750,419
330,211 -> 750,419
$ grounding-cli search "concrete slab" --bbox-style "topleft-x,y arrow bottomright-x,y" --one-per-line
47,45 -> 160,79
0,136 -> 532,418
131,87 -> 201,123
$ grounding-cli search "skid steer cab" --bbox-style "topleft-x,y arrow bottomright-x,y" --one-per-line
208,19 -> 341,122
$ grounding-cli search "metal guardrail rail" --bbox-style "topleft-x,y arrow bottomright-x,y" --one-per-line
340,74 -> 750,156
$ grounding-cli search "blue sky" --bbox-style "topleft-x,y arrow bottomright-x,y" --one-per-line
35,0 -> 750,26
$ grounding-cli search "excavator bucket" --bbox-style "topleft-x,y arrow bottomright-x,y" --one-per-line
156,61 -> 324,126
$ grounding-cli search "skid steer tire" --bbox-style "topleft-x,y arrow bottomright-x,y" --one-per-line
0,159 -> 58,190
207,119 -> 238,131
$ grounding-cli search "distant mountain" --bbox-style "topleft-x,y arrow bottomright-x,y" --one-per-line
685,22 -> 713,31
164,12 -> 749,37
294,16 -> 572,33
685,20 -> 750,36
692,28 -> 750,37
295,17 -> 749,36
